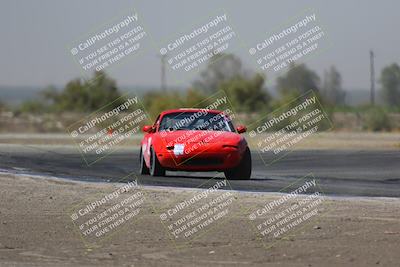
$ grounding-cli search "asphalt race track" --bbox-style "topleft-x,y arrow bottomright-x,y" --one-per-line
0,144 -> 399,198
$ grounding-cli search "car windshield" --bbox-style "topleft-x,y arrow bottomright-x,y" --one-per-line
159,111 -> 235,132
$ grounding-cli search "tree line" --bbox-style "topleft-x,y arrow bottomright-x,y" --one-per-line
13,53 -> 400,118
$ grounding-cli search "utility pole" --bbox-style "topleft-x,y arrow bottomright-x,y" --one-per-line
160,54 -> 167,92
370,50 -> 375,105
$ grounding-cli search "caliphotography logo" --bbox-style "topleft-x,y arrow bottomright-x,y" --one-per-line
246,173 -> 327,250
67,93 -> 151,165
67,173 -> 148,248
247,89 -> 333,166
241,8 -> 333,87
154,9 -> 242,85
152,175 -> 239,250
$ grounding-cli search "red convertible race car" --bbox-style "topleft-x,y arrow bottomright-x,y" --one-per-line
139,108 -> 251,180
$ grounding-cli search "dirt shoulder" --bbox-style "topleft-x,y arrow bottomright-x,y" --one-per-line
0,173 -> 399,267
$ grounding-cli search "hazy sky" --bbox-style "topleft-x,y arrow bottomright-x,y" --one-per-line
0,0 -> 399,90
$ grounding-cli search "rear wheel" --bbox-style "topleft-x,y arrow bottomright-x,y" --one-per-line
224,147 -> 251,180
139,148 -> 150,175
150,147 -> 166,176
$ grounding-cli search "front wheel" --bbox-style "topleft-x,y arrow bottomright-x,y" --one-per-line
139,148 -> 150,175
150,147 -> 166,177
224,147 -> 251,180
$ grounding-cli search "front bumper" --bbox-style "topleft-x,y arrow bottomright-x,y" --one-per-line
156,148 -> 243,171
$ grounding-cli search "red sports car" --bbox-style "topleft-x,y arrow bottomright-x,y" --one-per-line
139,108 -> 251,180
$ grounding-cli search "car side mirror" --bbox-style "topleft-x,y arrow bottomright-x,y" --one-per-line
142,125 -> 153,133
236,125 -> 247,134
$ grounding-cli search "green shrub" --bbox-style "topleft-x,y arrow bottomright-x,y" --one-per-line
362,107 -> 391,131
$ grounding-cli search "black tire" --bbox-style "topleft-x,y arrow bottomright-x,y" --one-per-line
139,148 -> 150,175
150,147 -> 166,176
224,147 -> 252,180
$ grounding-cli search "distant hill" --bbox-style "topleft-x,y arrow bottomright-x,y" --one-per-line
0,86 -> 52,106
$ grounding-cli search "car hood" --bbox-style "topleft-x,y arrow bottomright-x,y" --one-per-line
158,130 -> 241,145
